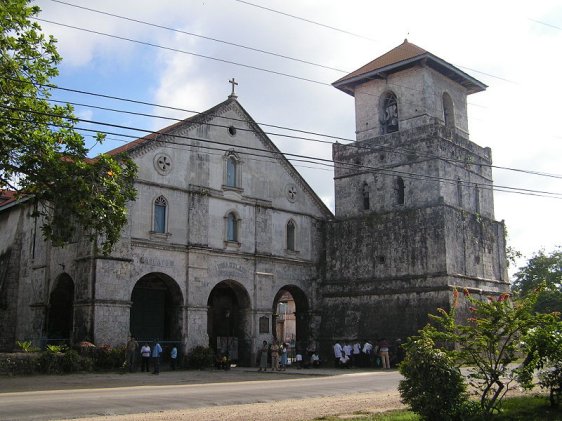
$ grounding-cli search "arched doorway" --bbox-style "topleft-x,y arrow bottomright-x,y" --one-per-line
130,273 -> 183,343
273,286 -> 310,356
47,274 -> 74,343
207,280 -> 251,366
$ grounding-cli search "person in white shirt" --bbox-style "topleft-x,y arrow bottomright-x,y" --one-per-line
352,341 -> 361,367
333,342 -> 342,367
140,343 -> 151,372
362,340 -> 373,367
339,353 -> 350,368
343,342 -> 353,360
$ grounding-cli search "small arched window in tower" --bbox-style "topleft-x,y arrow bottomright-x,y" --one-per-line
226,212 -> 238,242
286,219 -> 296,251
362,182 -> 370,210
396,177 -> 405,205
381,92 -> 399,134
226,156 -> 237,187
457,177 -> 463,207
154,195 -> 167,233
443,92 -> 455,129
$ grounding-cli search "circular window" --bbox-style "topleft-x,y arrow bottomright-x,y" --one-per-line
154,153 -> 172,175
286,183 -> 297,203
228,126 -> 237,136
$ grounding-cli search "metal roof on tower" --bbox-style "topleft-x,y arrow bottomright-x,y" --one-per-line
332,39 -> 487,96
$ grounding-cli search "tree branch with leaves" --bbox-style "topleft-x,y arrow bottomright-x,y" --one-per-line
0,0 -> 137,254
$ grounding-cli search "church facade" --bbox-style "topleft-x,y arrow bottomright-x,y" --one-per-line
0,41 -> 509,363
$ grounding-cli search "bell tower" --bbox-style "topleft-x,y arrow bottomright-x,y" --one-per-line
331,40 -> 494,220
320,41 -> 509,351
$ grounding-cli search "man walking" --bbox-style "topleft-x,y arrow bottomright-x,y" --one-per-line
152,339 -> 163,374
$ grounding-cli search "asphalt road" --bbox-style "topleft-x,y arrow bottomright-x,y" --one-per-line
0,368 -> 401,420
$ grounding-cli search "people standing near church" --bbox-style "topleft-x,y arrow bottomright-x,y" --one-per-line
279,342 -> 288,371
343,342 -> 352,364
352,341 -> 361,367
270,340 -> 280,371
126,335 -> 138,372
170,345 -> 178,370
362,339 -> 373,367
140,343 -> 151,372
257,340 -> 268,372
333,341 -> 342,367
379,338 -> 390,369
152,339 -> 163,374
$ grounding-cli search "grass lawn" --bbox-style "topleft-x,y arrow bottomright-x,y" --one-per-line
314,395 -> 561,421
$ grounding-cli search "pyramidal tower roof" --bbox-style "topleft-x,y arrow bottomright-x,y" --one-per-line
333,39 -> 487,96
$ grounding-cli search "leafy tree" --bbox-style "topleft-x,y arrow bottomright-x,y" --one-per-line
0,0 -> 136,254
399,332 -> 477,420
402,289 -> 551,417
517,313 -> 562,407
512,248 -> 562,314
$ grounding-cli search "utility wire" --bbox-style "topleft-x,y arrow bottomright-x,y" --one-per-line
233,0 -> 378,42
3,104 -> 561,199
47,0 -> 348,74
35,18 -> 330,86
528,18 -> 562,31
34,13 -> 498,108
6,77 -> 562,180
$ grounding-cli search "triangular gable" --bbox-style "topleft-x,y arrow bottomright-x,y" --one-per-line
104,98 -> 333,219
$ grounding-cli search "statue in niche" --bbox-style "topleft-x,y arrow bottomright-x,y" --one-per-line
381,93 -> 399,134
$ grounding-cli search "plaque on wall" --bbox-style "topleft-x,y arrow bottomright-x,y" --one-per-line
259,316 -> 269,333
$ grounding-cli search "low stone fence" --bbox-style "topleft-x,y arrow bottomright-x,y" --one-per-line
0,352 -> 40,376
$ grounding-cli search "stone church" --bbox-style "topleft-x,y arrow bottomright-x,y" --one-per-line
0,41 -> 509,364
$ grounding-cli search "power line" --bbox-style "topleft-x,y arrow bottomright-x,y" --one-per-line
35,18 -> 330,86
528,18 -> 562,31
47,0 -> 348,74
233,0 -> 378,42
231,1 -> 515,85
6,78 -> 562,180
3,104 -> 561,200
34,12 -> 503,107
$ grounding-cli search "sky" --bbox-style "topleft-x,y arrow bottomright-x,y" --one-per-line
33,0 -> 562,276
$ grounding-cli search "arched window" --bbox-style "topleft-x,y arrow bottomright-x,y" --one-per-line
286,219 -> 296,251
226,156 -> 237,187
381,92 -> 399,134
154,196 -> 167,233
226,212 -> 238,242
396,177 -> 405,205
362,182 -> 370,210
457,177 -> 463,207
443,92 -> 455,129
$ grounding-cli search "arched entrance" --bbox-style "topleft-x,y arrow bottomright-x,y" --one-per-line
273,286 -> 310,354
47,274 -> 74,343
130,273 -> 183,343
207,280 -> 251,366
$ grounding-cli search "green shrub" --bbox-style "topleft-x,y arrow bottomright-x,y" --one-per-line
187,346 -> 214,369
61,350 -> 81,373
398,335 -> 475,420
38,351 -> 63,374
92,344 -> 126,371
16,340 -> 39,352
46,344 -> 68,353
